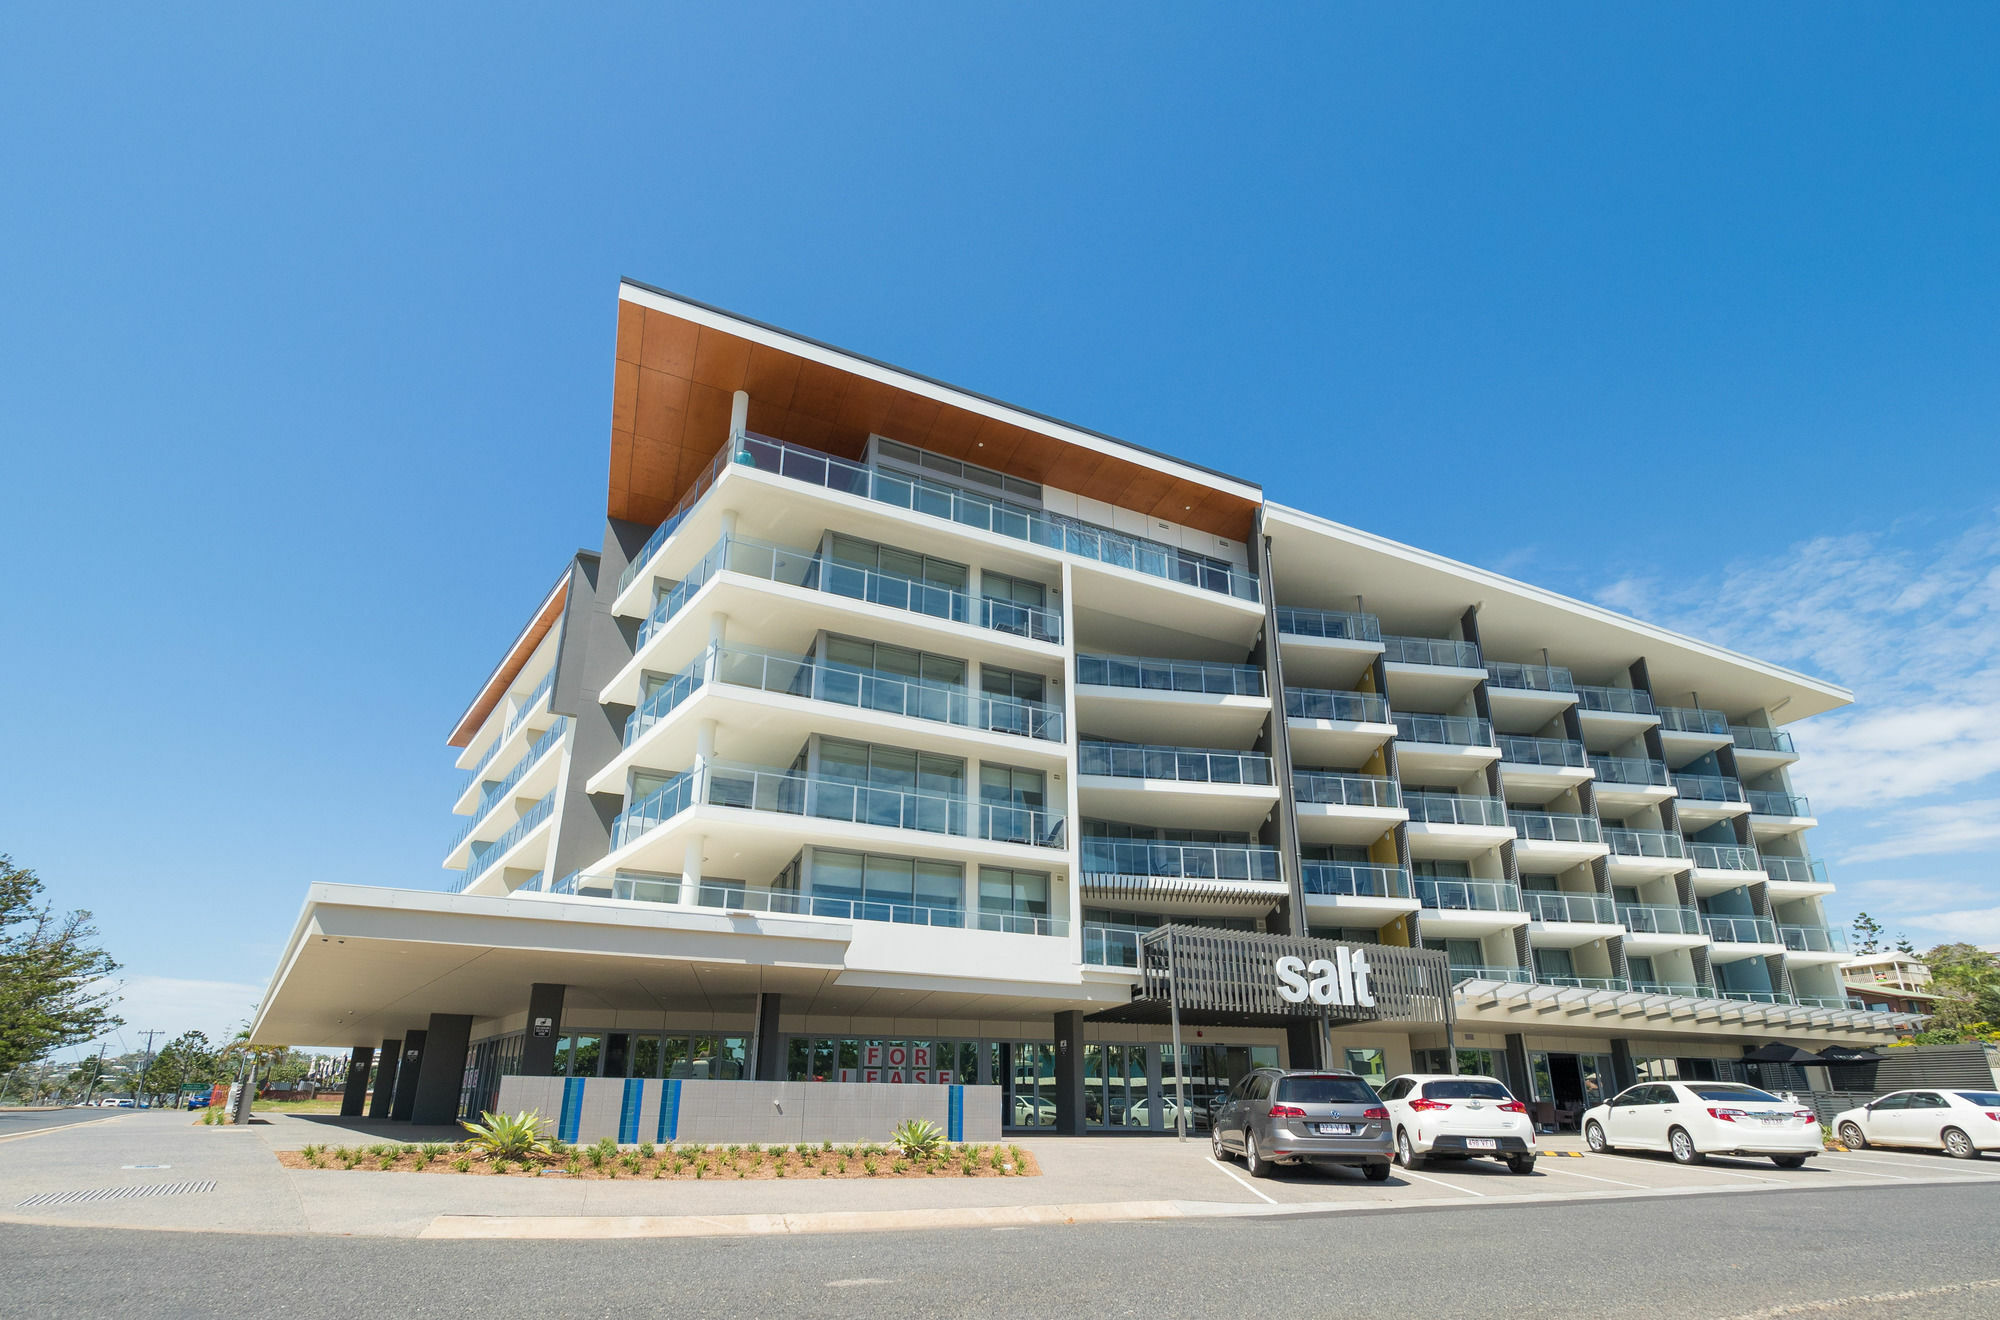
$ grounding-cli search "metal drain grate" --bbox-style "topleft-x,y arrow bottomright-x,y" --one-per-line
18,1180 -> 216,1208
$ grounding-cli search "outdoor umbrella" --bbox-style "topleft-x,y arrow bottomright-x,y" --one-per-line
1740,1043 -> 1825,1064
1812,1045 -> 1886,1064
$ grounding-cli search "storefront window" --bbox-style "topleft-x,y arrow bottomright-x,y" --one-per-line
1344,1048 -> 1387,1087
567,1034 -> 602,1078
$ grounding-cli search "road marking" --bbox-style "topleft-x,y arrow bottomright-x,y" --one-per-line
1530,1163 -> 1650,1189
1710,1276 -> 2000,1319
1206,1158 -> 1276,1204
0,1116 -> 124,1146
1392,1166 -> 1487,1197
824,1279 -> 895,1288
1676,1164 -> 1786,1185
1818,1151 -> 2000,1177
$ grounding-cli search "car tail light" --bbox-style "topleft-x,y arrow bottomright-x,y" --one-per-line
1269,1104 -> 1307,1118
1792,1109 -> 1817,1121
1499,1101 -> 1527,1114
1363,1107 -> 1390,1121
1707,1107 -> 1746,1122
1984,1111 -> 2000,1123
1408,1098 -> 1451,1112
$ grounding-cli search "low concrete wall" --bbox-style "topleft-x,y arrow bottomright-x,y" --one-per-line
494,1077 -> 1002,1146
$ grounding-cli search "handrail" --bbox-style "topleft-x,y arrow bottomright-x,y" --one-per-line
1079,837 -> 1283,882
1078,740 -> 1273,785
617,439 -> 741,592
451,719 -> 569,849
1292,772 -> 1401,809
1415,877 -> 1523,912
1404,792 -> 1510,827
1083,923 -> 1151,967
1284,687 -> 1392,724
458,668 -> 557,795
1393,712 -> 1494,747
1496,735 -> 1588,767
1483,661 -> 1575,693
1077,653 -> 1264,697
1631,980 -> 1705,997
1382,635 -> 1481,668
1762,856 -> 1829,886
1779,924 -> 1848,953
706,644 -> 1064,742
1539,976 -> 1629,991
1509,810 -> 1603,844
1300,862 -> 1413,899
1576,685 -> 1656,716
1451,964 -> 1532,984
1273,606 -> 1382,643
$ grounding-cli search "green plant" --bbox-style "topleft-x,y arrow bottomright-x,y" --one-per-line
821,1139 -> 833,1152
863,1155 -> 879,1176
420,1143 -> 448,1159
637,1141 -> 655,1159
565,1154 -> 585,1177
620,1151 -> 643,1172
340,1149 -> 362,1170
300,1143 -> 322,1160
452,1156 -> 471,1173
891,1118 -> 944,1160
461,1110 -> 552,1163
411,1149 -> 433,1169
651,1165 -> 663,1179
746,1142 -> 761,1154
892,1158 -> 910,1174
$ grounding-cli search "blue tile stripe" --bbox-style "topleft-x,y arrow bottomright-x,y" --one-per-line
557,1076 -> 584,1144
619,1078 -> 643,1144
947,1085 -> 964,1143
657,1079 -> 682,1143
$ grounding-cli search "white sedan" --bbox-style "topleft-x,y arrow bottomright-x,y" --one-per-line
1834,1089 -> 2000,1159
1378,1074 -> 1537,1173
1582,1080 -> 1823,1167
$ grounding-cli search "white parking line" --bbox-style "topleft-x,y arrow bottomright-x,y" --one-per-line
1206,1158 -> 1276,1205
1677,1163 -> 1786,1185
1820,1151 -> 2000,1178
1392,1166 -> 1488,1197
1530,1162 -> 1650,1189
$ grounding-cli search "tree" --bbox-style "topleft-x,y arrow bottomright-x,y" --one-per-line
1919,943 -> 2000,1038
0,855 -> 121,1076
1894,934 -> 1916,955
1850,912 -> 1883,955
145,1031 -> 220,1098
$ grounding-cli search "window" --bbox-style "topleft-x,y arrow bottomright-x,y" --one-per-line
1626,955 -> 1656,983
1279,1075 -> 1380,1105
822,636 -> 966,701
979,867 -> 1051,921
1343,1049 -> 1387,1086
1611,1087 -> 1650,1107
1907,1092 -> 1949,1109
1421,1079 -> 1514,1102
981,570 -> 1047,609
810,849 -> 964,919
828,534 -> 969,592
1870,1092 -> 1910,1111
1246,1074 -> 1273,1102
980,664 -> 1046,705
1688,1084 -> 1782,1103
1533,948 -> 1576,980
1954,1092 -> 2000,1107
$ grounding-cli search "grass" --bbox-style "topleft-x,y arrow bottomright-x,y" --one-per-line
275,1140 -> 1042,1180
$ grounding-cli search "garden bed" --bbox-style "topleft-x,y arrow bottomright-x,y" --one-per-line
278,1138 -> 1041,1179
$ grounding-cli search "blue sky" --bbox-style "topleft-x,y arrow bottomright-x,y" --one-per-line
4,6 -> 1998,1049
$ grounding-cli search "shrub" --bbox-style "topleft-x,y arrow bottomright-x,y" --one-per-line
989,1147 -> 1005,1171
637,1142 -> 655,1159
565,1155 -> 585,1177
452,1156 -> 471,1173
863,1156 -> 878,1176
892,1119 -> 944,1160
620,1151 -> 643,1173
420,1143 -> 448,1159
461,1111 -> 552,1163
300,1144 -> 322,1160
893,1158 -> 910,1174
746,1142 -> 761,1154
412,1150 -> 433,1169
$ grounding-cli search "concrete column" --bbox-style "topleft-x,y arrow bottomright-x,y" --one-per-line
1053,1011 -> 1086,1136
729,389 -> 749,439
519,983 -> 567,1079
410,1014 -> 474,1127
339,1046 -> 375,1118
707,613 -> 728,652
390,1030 -> 427,1121
682,834 -> 706,890
752,993 -> 784,1082
1285,1020 -> 1322,1071
1503,1033 -> 1533,1105
367,1039 -> 400,1119
696,718 -> 717,762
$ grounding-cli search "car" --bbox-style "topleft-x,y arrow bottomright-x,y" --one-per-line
104,1098 -> 134,1108
1210,1068 -> 1394,1180
1379,1073 -> 1537,1174
1582,1080 -> 1823,1167
1833,1089 -> 2000,1159
1009,1094 -> 1056,1126
184,1093 -> 211,1110
1123,1094 -> 1207,1131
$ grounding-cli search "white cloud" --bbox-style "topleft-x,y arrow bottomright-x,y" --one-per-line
1899,906 -> 2000,945
90,974 -> 264,1049
1840,800 -> 2000,865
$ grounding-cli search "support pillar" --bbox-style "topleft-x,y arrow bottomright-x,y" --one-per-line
339,1046 -> 375,1118
1052,1011 -> 1085,1136
1285,1019 -> 1322,1072
367,1039 -> 400,1119
1503,1032 -> 1532,1106
519,983 -> 567,1079
1610,1038 -> 1638,1094
390,1029 -> 427,1121
752,993 -> 784,1082
729,389 -> 749,439
410,1014 -> 474,1127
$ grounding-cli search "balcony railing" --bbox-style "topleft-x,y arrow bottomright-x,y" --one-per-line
1509,810 -> 1603,844
1631,980 -> 1705,997
735,431 -> 1261,600
1284,687 -> 1392,724
1273,606 -> 1382,643
1748,790 -> 1811,817
1674,773 -> 1747,804
1605,828 -> 1687,860
1083,923 -> 1151,968
1780,925 -> 1848,954
458,668 -> 558,797
1619,903 -> 1704,936
1658,705 -> 1730,736
1078,741 -> 1273,786
696,882 -> 1066,937
729,645 -> 1065,742
1720,990 -> 1795,1005
1497,735 -> 1588,768
1077,653 -> 1264,697
1416,878 -> 1524,913
1762,855 -> 1830,886
1526,891 -> 1617,924
1731,725 -> 1796,754
1451,964 -> 1532,984
451,719 -> 569,849
1382,635 -> 1482,668
458,793 -> 555,889
1705,915 -> 1780,945
1483,661 -> 1575,693
1080,838 -> 1283,883
1393,712 -> 1494,747
617,440 -> 741,592
612,761 -> 1068,852
1539,975 -> 1630,991
1594,756 -> 1671,788
1301,862 -> 1414,899
1576,685 -> 1656,716
1690,842 -> 1762,872
625,654 -> 707,746
1293,772 -> 1401,809
1405,792 -> 1510,828
1793,994 -> 1853,1009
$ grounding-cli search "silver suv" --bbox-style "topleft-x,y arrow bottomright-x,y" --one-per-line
1211,1068 -> 1394,1180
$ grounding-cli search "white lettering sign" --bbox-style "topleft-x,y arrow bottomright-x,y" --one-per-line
1272,949 -> 1375,1008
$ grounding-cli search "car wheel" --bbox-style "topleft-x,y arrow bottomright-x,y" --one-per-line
1585,1120 -> 1611,1153
1395,1127 -> 1422,1169
1211,1127 -> 1228,1162
1507,1155 -> 1535,1175
1837,1122 -> 1867,1150
1364,1160 -> 1391,1182
1943,1127 -> 1980,1160
1245,1133 -> 1274,1179
1771,1154 -> 1809,1169
1669,1127 -> 1704,1165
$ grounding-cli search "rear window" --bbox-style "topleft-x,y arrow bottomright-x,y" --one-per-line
1276,1075 -> 1379,1105
1688,1084 -> 1783,1103
1955,1092 -> 2000,1107
1421,1080 -> 1513,1102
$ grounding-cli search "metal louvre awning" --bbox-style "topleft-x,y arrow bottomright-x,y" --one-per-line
1453,979 -> 1926,1036
1078,873 -> 1289,909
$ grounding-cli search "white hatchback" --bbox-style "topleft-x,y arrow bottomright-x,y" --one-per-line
1582,1081 -> 1823,1167
1379,1074 -> 1537,1174
1834,1089 -> 2000,1159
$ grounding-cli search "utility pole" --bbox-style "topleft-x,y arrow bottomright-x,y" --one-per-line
80,1042 -> 108,1106
134,1031 -> 163,1107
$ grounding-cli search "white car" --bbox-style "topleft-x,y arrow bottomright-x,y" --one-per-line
1833,1089 -> 2000,1159
1378,1074 -> 1537,1174
1582,1080 -> 1823,1167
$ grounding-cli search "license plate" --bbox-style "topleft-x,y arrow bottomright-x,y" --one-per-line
1465,1138 -> 1497,1150
1316,1123 -> 1353,1135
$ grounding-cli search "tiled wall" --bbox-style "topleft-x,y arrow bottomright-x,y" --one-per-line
496,1077 -> 1003,1145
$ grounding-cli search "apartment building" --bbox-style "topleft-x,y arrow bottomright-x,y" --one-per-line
1841,952 -> 1943,1015
251,280 -> 1921,1131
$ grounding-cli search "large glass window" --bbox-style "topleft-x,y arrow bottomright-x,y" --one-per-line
979,867 -> 1051,925
828,534 -> 969,592
810,849 -> 963,919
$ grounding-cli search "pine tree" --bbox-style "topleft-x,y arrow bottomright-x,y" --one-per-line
0,855 -> 122,1076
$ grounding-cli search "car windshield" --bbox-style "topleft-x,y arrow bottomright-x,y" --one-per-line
1421,1080 -> 1512,1101
1954,1091 -> 2000,1107
1275,1075 -> 1378,1105
1687,1084 -> 1784,1103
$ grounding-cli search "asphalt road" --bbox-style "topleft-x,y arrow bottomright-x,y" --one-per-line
0,1108 -> 135,1139
2,1182 -> 1995,1320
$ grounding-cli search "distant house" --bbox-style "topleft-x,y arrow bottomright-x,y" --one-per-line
1840,952 -> 1940,1016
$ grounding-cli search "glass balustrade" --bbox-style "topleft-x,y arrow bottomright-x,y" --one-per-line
704,644 -> 1064,742
624,655 -> 707,746
1404,792 -> 1510,827
1300,862 -> 1413,899
617,441 -> 741,592
1730,725 -> 1796,754
1496,735 -> 1588,767
1284,687 -> 1392,724
1705,915 -> 1780,944
1076,653 -> 1264,696
1078,741 -> 1273,785
1575,685 -> 1656,716
1780,925 -> 1848,953
1508,811 -> 1603,844
1080,838 -> 1283,883
1658,705 -> 1730,735
1720,990 -> 1795,1005
1415,878 -> 1523,912
1593,757 -> 1671,787
1450,964 -> 1532,984
1382,635 -> 1482,668
1083,923 -> 1150,967
1793,994 -> 1853,1009
1604,828 -> 1687,860
1618,903 -> 1703,935
1690,842 -> 1761,871
457,793 -> 555,889
1631,980 -> 1705,997
1539,976 -> 1630,991
1748,791 -> 1811,817
1673,773 -> 1746,804
451,719 -> 569,850
457,669 -> 557,796
1273,606 -> 1382,642
1483,661 -> 1575,693
1525,891 -> 1617,924
1762,856 -> 1829,886
1392,712 -> 1494,746
1292,772 -> 1401,809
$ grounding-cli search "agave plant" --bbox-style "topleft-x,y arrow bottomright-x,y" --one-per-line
460,1109 -> 552,1162
891,1117 -> 944,1160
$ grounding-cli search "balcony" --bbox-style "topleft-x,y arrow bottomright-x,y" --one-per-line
1416,877 -> 1525,915
1575,685 -> 1657,718
448,718 -> 570,862
1673,773 -> 1750,824
1762,855 -> 1833,891
579,877 -> 1069,939
1451,964 -> 1532,984
1618,903 -> 1705,937
1076,653 -> 1270,745
1383,635 -> 1481,669
734,431 -> 1262,601
1293,773 -> 1405,846
1405,791 -> 1510,828
1604,828 -> 1688,873
1078,653 -> 1263,696
1720,990 -> 1795,1005
1689,842 -> 1762,872
1284,687 -> 1397,763
1083,922 -> 1150,969
1284,687 -> 1391,725
1496,735 -> 1588,767
1748,790 -> 1813,820
1591,757 -> 1674,805
1793,993 -> 1853,1009
1657,705 -> 1731,736
1483,661 -> 1575,694
1079,741 -> 1276,831
456,668 -> 557,797
1705,915 -> 1780,946
1509,810 -> 1608,868
1079,838 -> 1287,906
1079,740 -> 1272,785
1730,725 -> 1800,774
1525,890 -> 1618,925
616,440 -> 741,596
1274,606 -> 1383,644
1631,980 -> 1705,997
1301,862 -> 1419,925
724,645 -> 1063,741
1274,607 -> 1386,689
1294,771 -> 1401,809
454,793 -> 555,893
1539,976 -> 1630,992
1780,925 -> 1850,956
